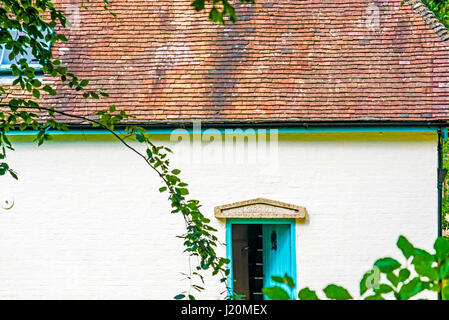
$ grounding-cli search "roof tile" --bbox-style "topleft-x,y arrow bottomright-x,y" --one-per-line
16,0 -> 449,123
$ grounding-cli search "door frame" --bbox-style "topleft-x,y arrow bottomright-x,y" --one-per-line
226,218 -> 297,299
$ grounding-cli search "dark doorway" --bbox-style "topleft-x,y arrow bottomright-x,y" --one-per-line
231,224 -> 263,300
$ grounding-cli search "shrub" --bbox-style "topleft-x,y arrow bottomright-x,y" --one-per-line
262,236 -> 449,300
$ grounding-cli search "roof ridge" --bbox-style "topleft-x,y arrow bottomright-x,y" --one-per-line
407,0 -> 449,41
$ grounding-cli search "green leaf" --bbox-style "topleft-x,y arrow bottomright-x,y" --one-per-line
374,257 -> 401,273
434,237 -> 449,260
399,277 -> 424,300
441,259 -> 449,279
0,163 -> 8,175
136,134 -> 145,142
360,268 -> 380,295
42,85 -> 57,96
413,248 -> 434,262
262,286 -> 291,300
32,89 -> 40,99
398,268 -> 411,282
9,169 -> 18,180
222,0 -> 236,22
271,276 -> 284,283
174,294 -> 185,300
364,294 -> 385,300
283,274 -> 295,289
443,285 -> 449,300
298,287 -> 319,300
31,79 -> 41,87
191,0 -> 205,11
386,271 -> 399,288
323,284 -> 352,300
374,284 -> 393,294
413,256 -> 439,281
397,235 -> 415,259
271,274 -> 295,289
208,7 -> 223,24
171,169 -> 181,175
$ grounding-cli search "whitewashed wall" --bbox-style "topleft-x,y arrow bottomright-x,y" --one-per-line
0,131 -> 438,299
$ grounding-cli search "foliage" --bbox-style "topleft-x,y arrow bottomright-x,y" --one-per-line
191,0 -> 254,24
443,139 -> 449,235
400,0 -> 449,29
0,0 -> 251,299
421,0 -> 449,29
263,235 -> 449,300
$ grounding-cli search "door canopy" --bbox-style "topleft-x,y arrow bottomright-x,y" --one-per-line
214,198 -> 306,219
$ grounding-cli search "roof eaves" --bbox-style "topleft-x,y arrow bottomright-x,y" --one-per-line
407,0 -> 449,41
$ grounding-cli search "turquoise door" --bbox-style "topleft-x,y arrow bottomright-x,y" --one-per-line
262,224 -> 293,299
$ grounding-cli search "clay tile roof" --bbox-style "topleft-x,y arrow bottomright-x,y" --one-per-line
41,0 -> 449,124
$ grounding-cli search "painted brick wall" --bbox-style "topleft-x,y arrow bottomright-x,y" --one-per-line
0,132 -> 438,299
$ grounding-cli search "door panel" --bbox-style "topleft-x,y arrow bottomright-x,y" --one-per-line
231,224 -> 250,298
262,224 -> 292,299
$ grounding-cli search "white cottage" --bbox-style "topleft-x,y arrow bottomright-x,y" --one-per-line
0,0 -> 448,299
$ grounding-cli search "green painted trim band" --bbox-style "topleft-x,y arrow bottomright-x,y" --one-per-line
6,126 -> 439,136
